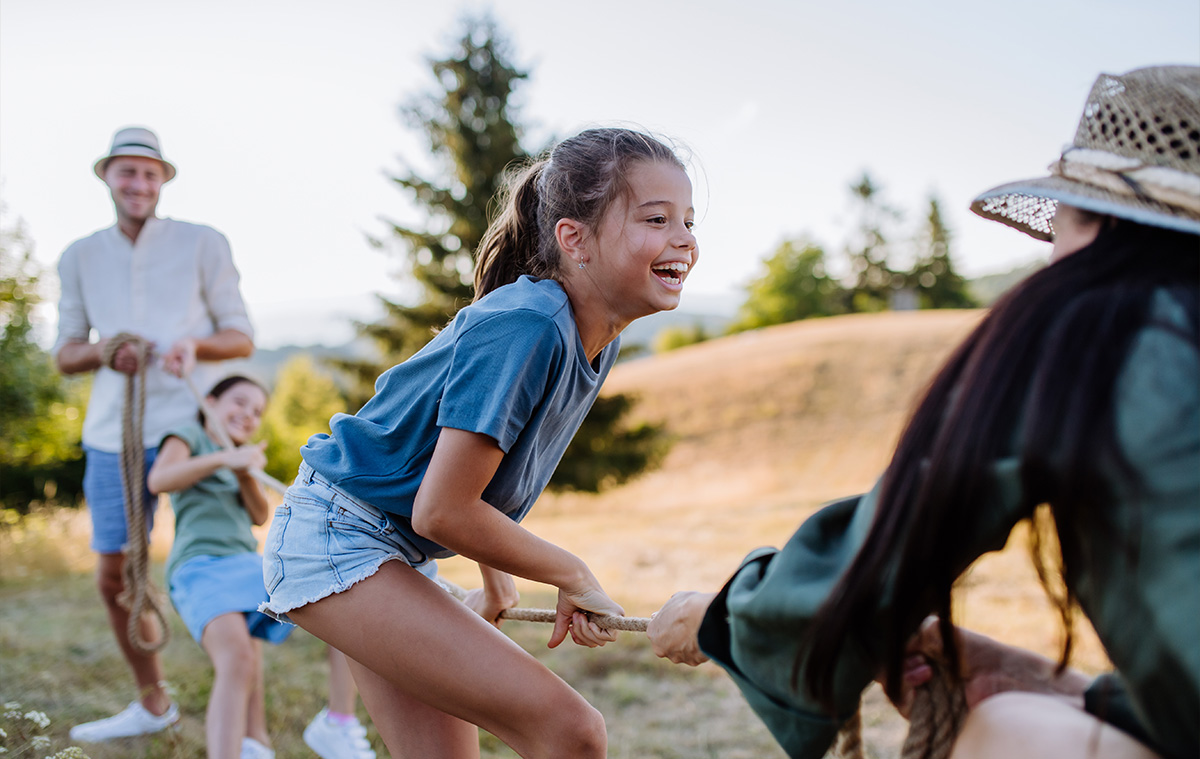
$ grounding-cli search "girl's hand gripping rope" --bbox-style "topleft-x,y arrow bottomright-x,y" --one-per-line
549,572 -> 624,649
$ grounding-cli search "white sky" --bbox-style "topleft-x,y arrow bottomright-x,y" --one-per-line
2,0 -> 1198,348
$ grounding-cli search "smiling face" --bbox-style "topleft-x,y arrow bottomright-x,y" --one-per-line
587,160 -> 698,320
103,155 -> 165,228
206,381 -> 267,446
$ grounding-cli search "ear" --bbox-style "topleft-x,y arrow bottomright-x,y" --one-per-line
554,218 -> 589,267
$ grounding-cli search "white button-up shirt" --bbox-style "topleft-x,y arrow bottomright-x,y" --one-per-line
53,216 -> 255,452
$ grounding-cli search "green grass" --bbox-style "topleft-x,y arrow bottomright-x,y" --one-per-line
0,536 -> 791,758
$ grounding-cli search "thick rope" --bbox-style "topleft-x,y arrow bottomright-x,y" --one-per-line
438,578 -> 963,755
102,333 -> 171,655
831,660 -> 967,759
437,579 -> 650,632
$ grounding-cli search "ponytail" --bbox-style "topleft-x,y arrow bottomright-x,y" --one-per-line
474,161 -> 554,300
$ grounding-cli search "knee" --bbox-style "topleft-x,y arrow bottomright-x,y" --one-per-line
553,701 -> 607,758
212,640 -> 258,685
95,565 -> 125,604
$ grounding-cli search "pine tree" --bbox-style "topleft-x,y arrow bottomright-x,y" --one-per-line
844,173 -> 902,312
908,196 -> 977,309
337,16 -> 667,493
335,16 -> 529,404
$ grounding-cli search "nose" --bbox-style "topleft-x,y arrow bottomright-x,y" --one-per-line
674,228 -> 698,257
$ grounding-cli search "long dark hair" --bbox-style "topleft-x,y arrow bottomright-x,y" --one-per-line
473,127 -> 686,299
802,219 -> 1199,711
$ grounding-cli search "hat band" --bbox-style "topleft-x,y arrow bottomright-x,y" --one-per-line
113,141 -> 161,153
1049,148 -> 1200,215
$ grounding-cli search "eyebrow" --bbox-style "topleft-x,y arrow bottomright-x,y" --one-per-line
636,200 -> 695,213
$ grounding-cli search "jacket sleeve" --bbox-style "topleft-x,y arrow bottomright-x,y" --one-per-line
697,465 -> 1027,757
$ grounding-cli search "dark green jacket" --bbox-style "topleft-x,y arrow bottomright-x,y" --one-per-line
699,290 -> 1199,759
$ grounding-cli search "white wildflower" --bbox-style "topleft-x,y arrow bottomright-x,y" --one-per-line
31,735 -> 51,749
25,711 -> 50,729
2,703 -> 19,710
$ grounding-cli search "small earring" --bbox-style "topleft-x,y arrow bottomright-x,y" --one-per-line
578,261 -> 587,270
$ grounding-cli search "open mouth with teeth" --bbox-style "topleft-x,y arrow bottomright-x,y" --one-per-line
652,261 -> 689,286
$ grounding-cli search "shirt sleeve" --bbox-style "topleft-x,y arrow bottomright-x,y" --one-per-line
51,244 -> 90,357
199,228 -> 254,339
437,309 -> 565,453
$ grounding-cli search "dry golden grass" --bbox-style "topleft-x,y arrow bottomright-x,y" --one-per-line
2,309 -> 1111,758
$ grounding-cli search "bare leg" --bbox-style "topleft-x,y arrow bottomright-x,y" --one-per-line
201,613 -> 262,759
287,561 -> 607,759
950,692 -> 1162,759
244,636 -> 269,747
327,646 -> 358,715
95,552 -> 171,714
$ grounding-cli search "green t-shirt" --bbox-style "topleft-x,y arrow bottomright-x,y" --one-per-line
163,422 -> 258,584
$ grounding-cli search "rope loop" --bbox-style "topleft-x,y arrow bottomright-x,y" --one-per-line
106,332 -> 171,655
831,659 -> 967,759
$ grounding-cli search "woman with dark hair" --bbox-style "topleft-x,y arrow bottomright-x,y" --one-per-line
647,65 -> 1199,759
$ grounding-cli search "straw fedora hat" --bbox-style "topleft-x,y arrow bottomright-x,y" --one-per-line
93,126 -> 177,182
971,65 -> 1200,241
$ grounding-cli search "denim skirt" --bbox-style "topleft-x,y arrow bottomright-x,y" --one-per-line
169,553 -> 294,645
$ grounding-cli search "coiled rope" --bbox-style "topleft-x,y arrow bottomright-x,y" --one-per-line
102,333 -> 171,655
832,659 -> 966,759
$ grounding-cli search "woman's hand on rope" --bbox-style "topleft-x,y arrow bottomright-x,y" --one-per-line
464,566 -> 520,627
888,617 -> 1092,718
549,570 -> 624,649
647,591 -> 716,666
222,442 -> 267,473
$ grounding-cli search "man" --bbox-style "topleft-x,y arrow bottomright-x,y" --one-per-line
54,126 -> 255,742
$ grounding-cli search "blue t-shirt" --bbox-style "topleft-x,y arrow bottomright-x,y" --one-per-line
301,276 -> 620,559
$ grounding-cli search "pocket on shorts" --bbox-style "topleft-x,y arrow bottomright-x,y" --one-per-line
262,503 -> 291,595
328,490 -> 395,538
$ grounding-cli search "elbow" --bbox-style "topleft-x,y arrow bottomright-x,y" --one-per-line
146,472 -> 167,496
410,499 -> 449,545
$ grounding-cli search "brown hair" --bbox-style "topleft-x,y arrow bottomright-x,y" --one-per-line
473,127 -> 686,299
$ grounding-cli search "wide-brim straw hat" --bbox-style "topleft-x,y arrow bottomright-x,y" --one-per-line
971,65 -> 1200,241
93,126 -> 177,182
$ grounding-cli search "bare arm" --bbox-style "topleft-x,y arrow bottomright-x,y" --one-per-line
56,328 -> 252,378
148,433 -> 268,512
233,467 -> 271,526
462,563 -> 521,627
56,338 -> 142,375
412,427 -> 623,647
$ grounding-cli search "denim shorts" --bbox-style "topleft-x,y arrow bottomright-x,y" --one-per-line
82,445 -> 160,554
259,463 -> 437,623
169,553 -> 294,645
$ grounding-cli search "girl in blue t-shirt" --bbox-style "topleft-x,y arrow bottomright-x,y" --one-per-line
148,376 -> 376,759
260,127 -> 699,758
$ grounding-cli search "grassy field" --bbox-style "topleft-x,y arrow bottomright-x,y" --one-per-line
0,309 -> 1109,758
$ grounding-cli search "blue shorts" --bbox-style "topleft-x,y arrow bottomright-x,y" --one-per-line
260,463 -> 438,623
169,553 -> 294,645
82,445 -> 160,554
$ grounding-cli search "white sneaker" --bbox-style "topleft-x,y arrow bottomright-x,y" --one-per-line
303,708 -> 376,759
69,700 -> 180,742
241,736 -> 276,759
